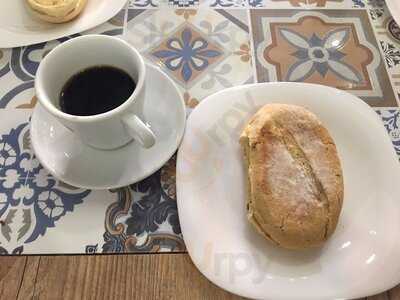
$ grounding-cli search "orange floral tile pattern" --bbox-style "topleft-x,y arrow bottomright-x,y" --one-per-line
251,9 -> 397,107
264,16 -> 373,90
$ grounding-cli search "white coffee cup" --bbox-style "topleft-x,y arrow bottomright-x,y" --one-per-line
35,35 -> 156,150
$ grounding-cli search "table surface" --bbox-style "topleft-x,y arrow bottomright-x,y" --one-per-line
0,254 -> 399,300
2,0 -> 400,299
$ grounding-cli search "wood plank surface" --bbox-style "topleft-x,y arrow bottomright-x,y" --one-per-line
366,293 -> 389,300
0,254 -> 397,300
389,285 -> 400,300
17,257 -> 40,300
0,256 -> 26,300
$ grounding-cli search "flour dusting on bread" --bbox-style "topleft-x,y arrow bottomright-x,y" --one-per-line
240,103 -> 343,250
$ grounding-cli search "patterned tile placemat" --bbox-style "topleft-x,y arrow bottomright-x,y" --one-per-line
0,0 -> 399,255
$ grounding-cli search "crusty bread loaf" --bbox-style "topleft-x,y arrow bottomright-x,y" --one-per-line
26,0 -> 87,24
240,104 -> 343,250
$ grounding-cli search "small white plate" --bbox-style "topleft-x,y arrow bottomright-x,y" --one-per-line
387,0 -> 400,27
31,63 -> 186,189
0,0 -> 126,48
176,82 -> 400,300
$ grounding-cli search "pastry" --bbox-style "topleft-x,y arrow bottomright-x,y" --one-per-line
26,0 -> 88,23
240,104 -> 343,250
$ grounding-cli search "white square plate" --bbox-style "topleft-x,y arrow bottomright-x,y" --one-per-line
0,0 -> 126,48
176,83 -> 400,300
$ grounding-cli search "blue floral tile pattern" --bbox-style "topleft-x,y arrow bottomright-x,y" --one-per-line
101,160 -> 184,253
209,0 -> 264,7
24,173 -> 91,243
169,0 -> 199,7
129,0 -> 159,7
380,41 -> 400,68
151,25 -> 224,83
0,121 -> 91,254
210,0 -> 247,7
279,28 -> 363,83
126,8 -> 252,105
377,109 -> 400,158
352,0 -> 364,7
388,19 -> 400,43
368,1 -> 400,96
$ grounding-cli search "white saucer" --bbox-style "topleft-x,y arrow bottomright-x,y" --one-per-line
177,82 -> 400,300
31,63 -> 186,190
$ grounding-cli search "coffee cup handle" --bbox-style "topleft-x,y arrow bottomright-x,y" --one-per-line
122,114 -> 156,148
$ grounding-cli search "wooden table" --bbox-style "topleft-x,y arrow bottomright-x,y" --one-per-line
1,254 -> 399,300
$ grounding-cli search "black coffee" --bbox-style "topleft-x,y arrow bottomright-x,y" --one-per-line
59,66 -> 136,116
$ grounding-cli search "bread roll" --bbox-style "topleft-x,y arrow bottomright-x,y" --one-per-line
240,104 -> 343,250
26,0 -> 87,23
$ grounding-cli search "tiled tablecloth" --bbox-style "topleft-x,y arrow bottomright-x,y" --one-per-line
0,0 -> 399,255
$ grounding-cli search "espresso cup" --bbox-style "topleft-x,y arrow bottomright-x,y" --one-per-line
35,35 -> 156,150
